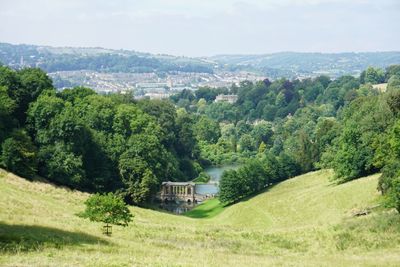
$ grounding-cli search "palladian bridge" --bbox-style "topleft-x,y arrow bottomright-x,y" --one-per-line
159,181 -> 215,203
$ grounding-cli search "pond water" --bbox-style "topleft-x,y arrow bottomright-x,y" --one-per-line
157,164 -> 240,214
204,164 -> 240,182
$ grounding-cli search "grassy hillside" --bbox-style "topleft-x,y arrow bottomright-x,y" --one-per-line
1,169 -> 399,266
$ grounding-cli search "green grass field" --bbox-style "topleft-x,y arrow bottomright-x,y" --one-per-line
1,168 -> 399,266
184,198 -> 225,218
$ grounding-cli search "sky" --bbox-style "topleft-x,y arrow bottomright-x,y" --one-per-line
0,0 -> 399,57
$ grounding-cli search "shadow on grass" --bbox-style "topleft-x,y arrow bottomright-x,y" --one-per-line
0,222 -> 108,253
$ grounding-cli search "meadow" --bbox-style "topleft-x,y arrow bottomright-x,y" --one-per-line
1,168 -> 399,266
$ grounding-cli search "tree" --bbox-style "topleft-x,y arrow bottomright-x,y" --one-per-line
239,134 -> 255,152
12,68 -> 54,124
363,67 -> 385,84
385,65 -> 400,81
195,87 -> 218,102
258,141 -> 267,154
1,129 -> 37,179
38,143 -> 85,188
387,75 -> 400,91
175,112 -> 198,157
390,178 -> 400,213
0,86 -> 16,142
219,170 -> 241,204
331,125 -> 369,182
251,121 -> 273,148
138,99 -> 177,148
79,193 -> 133,234
119,155 -> 158,204
119,133 -> 179,204
58,86 -> 96,103
193,116 -> 221,144
26,92 -> 65,144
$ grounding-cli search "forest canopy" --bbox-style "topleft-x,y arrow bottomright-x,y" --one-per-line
1,64 -> 400,212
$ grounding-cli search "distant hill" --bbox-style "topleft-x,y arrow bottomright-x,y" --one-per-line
210,51 -> 400,78
1,42 -> 399,80
0,42 -> 214,74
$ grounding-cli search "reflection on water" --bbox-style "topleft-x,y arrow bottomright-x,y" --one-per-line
158,164 -> 240,214
195,184 -> 218,195
158,200 -> 197,214
204,164 -> 240,182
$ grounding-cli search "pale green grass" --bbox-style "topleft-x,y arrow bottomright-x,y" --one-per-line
184,198 -> 224,218
0,168 -> 399,266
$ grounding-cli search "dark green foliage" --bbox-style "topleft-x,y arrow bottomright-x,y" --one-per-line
0,86 -> 16,142
0,66 -> 20,92
1,130 -> 37,179
38,143 -> 85,187
58,86 -> 96,103
331,125 -> 370,181
119,156 -> 158,204
360,67 -> 385,84
238,134 -> 255,152
79,193 -> 133,226
193,116 -> 221,144
13,68 -> 53,124
390,178 -> 400,213
137,99 -> 177,148
3,64 -> 400,212
175,112 -> 198,158
375,119 -> 400,212
195,87 -> 219,102
219,155 -> 300,204
219,170 -> 242,204
21,81 -> 198,201
385,65 -> 400,81
0,66 -> 54,125
251,122 -> 273,148
327,95 -> 393,182
119,133 -> 178,204
204,101 -> 237,123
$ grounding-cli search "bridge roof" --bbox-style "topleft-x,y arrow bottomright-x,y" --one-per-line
162,181 -> 195,186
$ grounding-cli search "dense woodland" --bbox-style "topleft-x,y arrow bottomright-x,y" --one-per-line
1,64 -> 400,212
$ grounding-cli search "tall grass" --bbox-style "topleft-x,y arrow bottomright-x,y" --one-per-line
0,168 -> 399,266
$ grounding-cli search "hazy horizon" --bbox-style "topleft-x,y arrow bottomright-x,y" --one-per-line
1,0 -> 399,57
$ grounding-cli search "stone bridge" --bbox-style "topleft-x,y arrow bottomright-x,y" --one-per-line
159,181 -> 215,203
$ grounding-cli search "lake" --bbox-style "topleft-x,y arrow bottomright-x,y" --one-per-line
158,164 -> 240,214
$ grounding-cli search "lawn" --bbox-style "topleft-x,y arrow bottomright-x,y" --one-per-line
184,198 -> 225,218
0,168 -> 399,266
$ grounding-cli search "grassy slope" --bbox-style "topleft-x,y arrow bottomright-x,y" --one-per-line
184,198 -> 225,218
0,169 -> 399,266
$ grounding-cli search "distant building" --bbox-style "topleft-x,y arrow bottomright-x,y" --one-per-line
143,92 -> 171,100
214,94 -> 238,104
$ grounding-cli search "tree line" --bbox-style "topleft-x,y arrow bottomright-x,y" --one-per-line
0,66 -> 208,205
1,64 -> 400,213
169,65 -> 400,211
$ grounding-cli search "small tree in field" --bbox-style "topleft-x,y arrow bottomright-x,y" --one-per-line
79,193 -> 133,235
